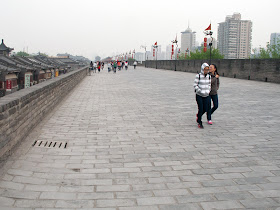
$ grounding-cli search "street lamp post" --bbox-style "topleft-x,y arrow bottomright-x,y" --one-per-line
171,38 -> 178,71
153,44 -> 158,69
204,30 -> 213,64
140,45 -> 147,67
185,49 -> 189,59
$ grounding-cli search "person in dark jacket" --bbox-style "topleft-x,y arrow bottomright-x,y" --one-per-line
207,64 -> 220,125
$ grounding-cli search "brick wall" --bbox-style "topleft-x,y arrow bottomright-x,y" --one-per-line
0,66 -> 88,160
145,59 -> 280,83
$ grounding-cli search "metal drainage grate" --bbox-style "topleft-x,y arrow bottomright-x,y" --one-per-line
32,140 -> 67,149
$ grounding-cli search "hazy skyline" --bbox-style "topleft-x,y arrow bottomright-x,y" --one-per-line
1,0 -> 279,60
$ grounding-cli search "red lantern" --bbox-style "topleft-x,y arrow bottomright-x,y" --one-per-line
204,43 -> 207,47
204,47 -> 207,52
153,49 -> 155,57
204,37 -> 207,43
171,45 -> 174,55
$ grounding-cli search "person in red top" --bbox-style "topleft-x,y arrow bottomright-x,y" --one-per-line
117,61 -> 121,71
97,62 -> 101,73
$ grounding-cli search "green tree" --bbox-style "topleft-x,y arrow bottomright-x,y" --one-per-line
178,48 -> 224,60
16,51 -> 29,56
95,56 -> 101,61
252,39 -> 280,59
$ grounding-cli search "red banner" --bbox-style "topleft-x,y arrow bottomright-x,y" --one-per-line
172,45 -> 174,55
6,80 -> 11,89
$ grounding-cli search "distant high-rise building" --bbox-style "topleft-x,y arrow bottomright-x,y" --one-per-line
166,45 -> 172,60
270,33 -> 280,46
218,13 -> 252,59
181,26 -> 196,54
135,52 -> 145,62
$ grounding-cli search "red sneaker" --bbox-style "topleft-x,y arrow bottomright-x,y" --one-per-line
198,123 -> 204,129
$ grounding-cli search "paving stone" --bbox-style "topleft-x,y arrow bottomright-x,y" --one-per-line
0,196 -> 15,206
249,190 -> 280,198
119,206 -> 159,210
148,177 -> 180,184
77,192 -> 114,200
40,192 -> 76,200
13,176 -> 46,185
116,191 -> 153,199
1,189 -> 40,199
0,181 -> 25,190
14,199 -> 56,208
96,199 -> 135,207
190,187 -> 228,194
176,194 -> 216,203
112,168 -> 141,173
96,185 -> 130,192
132,183 -> 167,191
214,192 -> 254,200
137,196 -> 176,205
240,198 -> 280,209
25,184 -> 60,192
7,169 -> 33,177
55,200 -> 94,208
200,200 -> 244,210
153,189 -> 190,196
159,204 -> 202,210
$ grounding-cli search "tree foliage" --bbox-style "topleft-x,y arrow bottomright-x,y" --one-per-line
15,51 -> 29,56
95,56 -> 101,61
253,40 -> 280,59
178,48 -> 224,60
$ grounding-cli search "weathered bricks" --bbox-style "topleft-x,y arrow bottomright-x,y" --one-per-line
0,67 -> 87,160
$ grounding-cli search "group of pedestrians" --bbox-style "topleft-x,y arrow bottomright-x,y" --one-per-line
194,63 -> 219,129
90,60 -> 138,74
90,61 -> 104,73
107,61 -> 130,73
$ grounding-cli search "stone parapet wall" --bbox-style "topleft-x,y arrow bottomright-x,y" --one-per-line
0,66 -> 88,160
146,59 -> 280,83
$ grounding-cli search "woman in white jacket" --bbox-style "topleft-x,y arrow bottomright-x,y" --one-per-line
193,63 -> 211,128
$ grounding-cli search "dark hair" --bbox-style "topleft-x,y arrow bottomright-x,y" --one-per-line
211,64 -> 219,75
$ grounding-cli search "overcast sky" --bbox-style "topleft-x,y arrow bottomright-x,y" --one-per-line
1,0 -> 279,60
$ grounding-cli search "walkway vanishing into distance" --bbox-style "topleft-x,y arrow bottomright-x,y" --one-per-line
0,66 -> 280,209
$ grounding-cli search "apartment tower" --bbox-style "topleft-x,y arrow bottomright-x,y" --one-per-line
218,13 -> 252,59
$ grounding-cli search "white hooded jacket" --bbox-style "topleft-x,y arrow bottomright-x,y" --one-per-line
193,63 -> 211,97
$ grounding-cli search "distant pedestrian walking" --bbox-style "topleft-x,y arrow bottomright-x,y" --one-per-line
107,62 -> 112,72
93,62 -> 97,73
97,62 -> 101,73
113,61 -> 117,73
133,61 -> 137,69
117,61 -> 121,71
89,61 -> 93,75
125,61 -> 128,70
193,63 -> 211,129
207,64 -> 220,125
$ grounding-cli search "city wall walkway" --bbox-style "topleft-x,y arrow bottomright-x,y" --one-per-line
0,66 -> 280,209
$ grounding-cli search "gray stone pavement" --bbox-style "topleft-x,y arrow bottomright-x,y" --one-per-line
0,66 -> 280,209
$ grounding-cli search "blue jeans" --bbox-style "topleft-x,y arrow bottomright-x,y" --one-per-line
207,94 -> 219,121
196,95 -> 210,124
